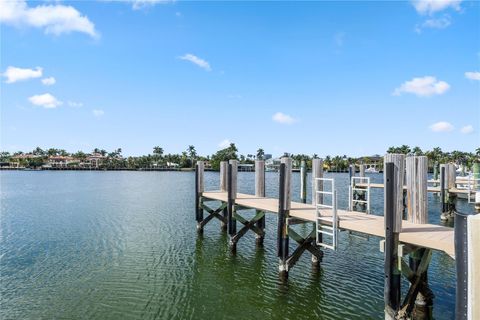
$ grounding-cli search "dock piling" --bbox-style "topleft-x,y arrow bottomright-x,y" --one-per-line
384,161 -> 401,319
195,161 -> 205,231
255,160 -> 266,245
300,160 -> 307,203
278,158 -> 292,280
220,161 -> 228,230
227,160 -> 238,244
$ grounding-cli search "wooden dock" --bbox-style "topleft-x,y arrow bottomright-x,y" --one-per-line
194,155 -> 479,320
202,191 -> 454,257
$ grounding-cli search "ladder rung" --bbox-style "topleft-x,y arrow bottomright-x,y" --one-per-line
318,225 -> 334,230
353,200 -> 368,203
316,190 -> 333,195
317,204 -> 333,209
318,243 -> 335,250
317,230 -> 334,236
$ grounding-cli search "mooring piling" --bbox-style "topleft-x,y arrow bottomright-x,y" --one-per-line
255,160 -> 266,245
406,156 -> 432,314
300,160 -> 307,203
359,164 -> 365,178
383,154 -> 405,320
384,162 -> 401,319
195,161 -> 205,230
227,160 -> 238,240
312,158 -> 324,206
454,212 -> 480,319
278,158 -> 292,280
220,161 -> 228,230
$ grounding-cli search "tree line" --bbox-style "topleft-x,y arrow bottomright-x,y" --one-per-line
0,144 -> 478,170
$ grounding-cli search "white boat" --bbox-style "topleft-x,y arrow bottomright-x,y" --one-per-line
365,167 -> 379,173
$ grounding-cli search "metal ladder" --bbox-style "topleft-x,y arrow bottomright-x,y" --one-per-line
466,174 -> 480,204
315,178 -> 338,251
349,176 -> 371,214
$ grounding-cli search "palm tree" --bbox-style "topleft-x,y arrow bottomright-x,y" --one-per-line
187,145 -> 197,167
256,148 -> 264,160
412,146 -> 423,156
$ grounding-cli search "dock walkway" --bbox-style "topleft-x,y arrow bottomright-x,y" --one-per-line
203,191 -> 454,257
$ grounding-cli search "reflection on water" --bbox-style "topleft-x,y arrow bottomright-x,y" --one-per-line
0,171 -> 463,319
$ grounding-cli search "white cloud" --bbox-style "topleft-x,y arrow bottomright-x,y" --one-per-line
465,71 -> 480,80
28,93 -> 62,108
93,109 -> 105,117
68,101 -> 83,108
393,76 -> 450,97
460,125 -> 474,134
178,54 -> 211,71
218,139 -> 231,148
41,76 -> 56,86
429,121 -> 454,132
0,0 -> 98,38
272,112 -> 297,125
411,0 -> 462,15
2,66 -> 42,83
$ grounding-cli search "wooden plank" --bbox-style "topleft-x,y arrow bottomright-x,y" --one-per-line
201,191 -> 455,256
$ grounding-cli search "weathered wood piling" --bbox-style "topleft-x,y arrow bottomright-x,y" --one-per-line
255,160 -> 266,245
383,154 -> 404,319
300,160 -> 307,203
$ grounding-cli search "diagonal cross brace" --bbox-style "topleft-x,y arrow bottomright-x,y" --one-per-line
230,210 -> 265,245
198,202 -> 227,229
286,228 -> 323,271
398,249 -> 433,318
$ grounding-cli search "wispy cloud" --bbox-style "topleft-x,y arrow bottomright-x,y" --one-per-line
411,0 -> 462,15
68,101 -> 83,108
429,121 -> 454,132
178,54 -> 211,71
272,112 -> 297,125
415,15 -> 451,33
460,125 -> 474,134
92,109 -> 105,117
41,77 -> 56,86
465,71 -> 480,80
28,93 -> 62,109
218,139 -> 231,148
2,66 -> 42,83
0,0 -> 98,38
393,76 -> 450,97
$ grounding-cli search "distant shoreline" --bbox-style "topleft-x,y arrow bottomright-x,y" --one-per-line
0,167 -> 380,173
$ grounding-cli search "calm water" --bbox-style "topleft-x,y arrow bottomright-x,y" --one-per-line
1,171 -> 469,319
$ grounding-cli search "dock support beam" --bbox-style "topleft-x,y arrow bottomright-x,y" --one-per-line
255,160 -> 266,245
228,160 -> 238,250
278,158 -> 292,281
195,161 -> 205,231
384,154 -> 405,320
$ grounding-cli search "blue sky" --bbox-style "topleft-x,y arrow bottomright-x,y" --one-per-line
1,0 -> 479,157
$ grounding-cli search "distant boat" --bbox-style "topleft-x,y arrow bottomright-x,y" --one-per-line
365,167 -> 379,174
